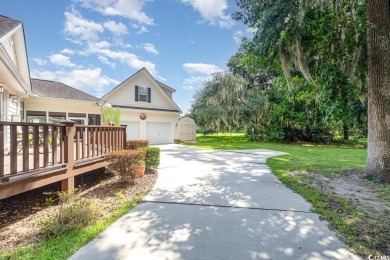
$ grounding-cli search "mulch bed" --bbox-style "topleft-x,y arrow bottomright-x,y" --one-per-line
0,168 -> 157,251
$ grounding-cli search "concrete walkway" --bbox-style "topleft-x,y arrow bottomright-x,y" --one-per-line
69,145 -> 359,260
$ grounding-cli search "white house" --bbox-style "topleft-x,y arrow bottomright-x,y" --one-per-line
0,15 -> 182,146
102,68 -> 182,144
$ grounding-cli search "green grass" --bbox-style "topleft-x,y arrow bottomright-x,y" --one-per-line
183,133 -> 390,256
186,133 -> 367,177
0,198 -> 141,260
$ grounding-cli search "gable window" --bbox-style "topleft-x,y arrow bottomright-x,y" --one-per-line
139,86 -> 148,101
135,85 -> 151,103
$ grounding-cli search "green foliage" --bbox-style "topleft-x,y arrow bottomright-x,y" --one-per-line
138,147 -> 160,169
226,0 -> 368,141
126,140 -> 149,150
102,107 -> 121,126
106,150 -> 146,183
40,191 -> 102,238
1,198 -> 141,260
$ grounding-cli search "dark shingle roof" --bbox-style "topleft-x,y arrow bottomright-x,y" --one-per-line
31,79 -> 98,102
0,15 -> 22,39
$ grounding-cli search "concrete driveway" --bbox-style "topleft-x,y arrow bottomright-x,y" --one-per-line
69,145 -> 359,260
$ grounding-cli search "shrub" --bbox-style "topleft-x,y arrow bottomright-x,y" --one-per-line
138,147 -> 160,170
106,150 -> 146,182
126,140 -> 149,150
41,191 -> 102,238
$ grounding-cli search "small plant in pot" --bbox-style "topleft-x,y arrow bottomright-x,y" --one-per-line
133,160 -> 145,178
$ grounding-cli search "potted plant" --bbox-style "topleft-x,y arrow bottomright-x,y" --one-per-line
133,160 -> 145,178
102,106 -> 121,126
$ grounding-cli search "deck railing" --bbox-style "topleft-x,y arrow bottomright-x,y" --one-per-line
0,120 -> 126,197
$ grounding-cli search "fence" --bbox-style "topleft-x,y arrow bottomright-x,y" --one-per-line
0,120 -> 127,199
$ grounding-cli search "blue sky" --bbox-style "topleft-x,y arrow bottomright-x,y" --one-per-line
1,0 -> 253,113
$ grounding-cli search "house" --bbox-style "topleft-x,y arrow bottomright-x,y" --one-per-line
102,68 -> 182,144
178,116 -> 196,141
1,14 -> 182,146
24,79 -> 101,125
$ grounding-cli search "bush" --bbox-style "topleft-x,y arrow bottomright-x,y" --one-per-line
126,140 -> 149,150
106,150 -> 145,182
138,147 -> 160,170
41,191 -> 102,238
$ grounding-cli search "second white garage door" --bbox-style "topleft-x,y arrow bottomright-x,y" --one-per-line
147,122 -> 173,144
123,121 -> 139,140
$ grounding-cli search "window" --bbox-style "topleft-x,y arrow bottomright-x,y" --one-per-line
139,87 -> 148,102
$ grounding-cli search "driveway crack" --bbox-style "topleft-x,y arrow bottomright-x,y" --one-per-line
141,200 -> 314,214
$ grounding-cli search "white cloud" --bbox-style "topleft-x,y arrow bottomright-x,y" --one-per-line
182,63 -> 222,90
132,24 -> 148,34
31,68 -> 119,97
181,0 -> 234,28
98,55 -> 116,68
103,20 -> 128,37
246,27 -> 257,34
49,54 -> 76,67
76,0 -> 154,25
33,58 -> 47,66
233,30 -> 243,44
143,43 -> 159,55
60,48 -> 76,55
183,63 -> 222,74
64,10 -> 104,43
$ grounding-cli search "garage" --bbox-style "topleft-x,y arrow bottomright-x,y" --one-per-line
147,122 -> 173,144
123,121 -> 139,140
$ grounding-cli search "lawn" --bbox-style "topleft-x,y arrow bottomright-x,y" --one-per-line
183,133 -> 389,257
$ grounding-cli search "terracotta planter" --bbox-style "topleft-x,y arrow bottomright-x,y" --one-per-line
133,166 -> 145,178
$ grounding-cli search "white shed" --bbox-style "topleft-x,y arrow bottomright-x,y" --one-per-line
179,116 -> 196,141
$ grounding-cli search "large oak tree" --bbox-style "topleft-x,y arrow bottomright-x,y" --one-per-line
366,0 -> 390,183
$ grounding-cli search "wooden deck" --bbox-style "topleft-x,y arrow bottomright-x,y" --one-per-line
0,121 -> 127,199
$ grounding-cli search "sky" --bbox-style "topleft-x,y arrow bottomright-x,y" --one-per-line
1,0 -> 253,113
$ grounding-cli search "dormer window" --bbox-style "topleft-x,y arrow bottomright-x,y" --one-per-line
135,86 -> 151,102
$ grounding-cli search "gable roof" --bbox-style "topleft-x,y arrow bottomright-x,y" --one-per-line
102,67 -> 182,113
0,15 -> 22,39
31,78 -> 98,102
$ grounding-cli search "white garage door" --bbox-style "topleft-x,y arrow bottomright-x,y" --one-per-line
123,121 -> 139,140
147,122 -> 173,144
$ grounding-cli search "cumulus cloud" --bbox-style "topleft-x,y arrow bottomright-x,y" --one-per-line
143,43 -> 159,55
49,54 -> 76,67
98,55 -> 116,68
103,20 -> 128,37
64,10 -> 104,43
75,0 -> 153,25
31,68 -> 119,97
183,63 -> 222,74
233,30 -> 243,44
182,63 -> 223,90
181,0 -> 234,28
33,58 -> 47,66
60,48 -> 76,55
132,24 -> 148,34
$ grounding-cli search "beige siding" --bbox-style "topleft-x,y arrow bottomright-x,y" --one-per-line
106,73 -> 177,110
24,98 -> 101,115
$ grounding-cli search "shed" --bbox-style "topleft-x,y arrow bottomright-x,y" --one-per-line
178,116 -> 196,141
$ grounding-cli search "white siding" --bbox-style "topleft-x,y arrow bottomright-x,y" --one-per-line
2,37 -> 17,66
120,109 -> 179,142
106,73 -> 177,111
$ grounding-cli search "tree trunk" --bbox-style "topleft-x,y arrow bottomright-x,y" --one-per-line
366,0 -> 390,183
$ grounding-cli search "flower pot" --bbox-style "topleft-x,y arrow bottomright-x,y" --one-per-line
133,166 -> 145,178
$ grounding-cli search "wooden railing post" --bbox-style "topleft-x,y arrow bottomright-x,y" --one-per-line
121,125 -> 127,150
60,120 -> 75,192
